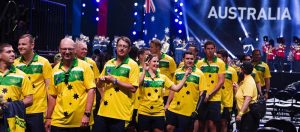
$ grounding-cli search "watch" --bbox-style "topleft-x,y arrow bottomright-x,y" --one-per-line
84,112 -> 91,118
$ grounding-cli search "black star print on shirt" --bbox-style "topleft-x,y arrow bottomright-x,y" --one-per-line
186,91 -> 190,95
177,101 -> 180,105
69,102 -> 72,105
32,84 -> 35,88
67,85 -> 73,90
150,106 -> 154,109
73,93 -> 79,100
64,112 -> 69,117
104,100 -> 108,106
2,88 -> 8,94
148,93 -> 151,97
7,98 -> 12,102
154,89 -> 158,93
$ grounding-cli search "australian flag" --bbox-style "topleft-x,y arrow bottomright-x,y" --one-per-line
143,0 -> 171,46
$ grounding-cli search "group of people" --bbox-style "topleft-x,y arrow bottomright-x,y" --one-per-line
262,36 -> 300,72
0,34 -> 272,132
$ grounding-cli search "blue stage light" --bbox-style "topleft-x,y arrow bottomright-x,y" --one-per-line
134,2 -> 138,6
178,30 -> 182,33
82,3 -> 86,7
96,0 -> 100,3
175,19 -> 179,22
96,17 -> 99,21
179,12 -> 183,15
134,12 -> 138,16
82,12 -> 85,15
179,21 -> 182,25
96,8 -> 99,12
175,9 -> 178,12
180,3 -> 183,7
175,0 -> 178,2
134,22 -> 137,25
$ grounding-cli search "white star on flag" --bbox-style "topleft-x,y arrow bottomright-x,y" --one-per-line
144,30 -> 148,35
164,27 -> 169,34
151,16 -> 155,22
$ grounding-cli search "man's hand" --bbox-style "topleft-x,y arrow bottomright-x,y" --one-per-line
44,119 -> 51,132
236,115 -> 242,121
81,114 -> 90,127
264,93 -> 269,99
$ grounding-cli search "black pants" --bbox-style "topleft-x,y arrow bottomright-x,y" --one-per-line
26,113 -> 45,132
236,112 -> 259,132
51,126 -> 90,132
92,115 -> 125,132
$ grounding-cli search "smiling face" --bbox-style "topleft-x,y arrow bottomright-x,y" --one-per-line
18,37 -> 34,56
184,53 -> 195,68
75,42 -> 88,59
59,38 -> 75,61
148,56 -> 159,71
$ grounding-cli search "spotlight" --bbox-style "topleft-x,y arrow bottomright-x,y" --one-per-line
175,19 -> 179,22
134,22 -> 137,25
174,0 -> 178,2
256,37 -> 259,41
96,8 -> 99,12
96,0 -> 100,3
143,21 -> 145,24
96,17 -> 99,21
82,12 -> 85,15
178,30 -> 182,33
174,9 -> 178,12
180,2 -> 183,6
239,37 -> 242,41
82,3 -> 86,7
134,12 -> 138,16
134,2 -> 138,6
179,12 -> 183,15
133,31 -> 136,35
179,21 -> 182,25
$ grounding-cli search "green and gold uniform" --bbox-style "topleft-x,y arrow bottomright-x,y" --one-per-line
48,58 -> 95,127
159,53 -> 176,98
168,66 -> 206,116
14,53 -> 52,114
98,56 -> 139,121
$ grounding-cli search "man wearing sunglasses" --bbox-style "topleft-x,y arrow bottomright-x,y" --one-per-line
45,38 -> 96,132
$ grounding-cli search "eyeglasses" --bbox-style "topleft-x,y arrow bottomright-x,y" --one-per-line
61,48 -> 74,51
65,73 -> 69,84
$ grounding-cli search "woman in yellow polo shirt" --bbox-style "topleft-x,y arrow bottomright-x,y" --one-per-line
235,61 -> 259,132
138,54 -> 191,132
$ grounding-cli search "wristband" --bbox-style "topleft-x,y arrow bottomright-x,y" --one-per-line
238,111 -> 244,116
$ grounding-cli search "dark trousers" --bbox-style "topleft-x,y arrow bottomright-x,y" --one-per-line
26,113 -> 45,132
51,126 -> 90,132
92,115 -> 125,132
236,112 -> 259,132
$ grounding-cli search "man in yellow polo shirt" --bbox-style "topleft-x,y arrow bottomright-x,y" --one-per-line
216,49 -> 238,132
149,39 -> 176,104
166,51 -> 207,132
252,49 -> 271,99
93,36 -> 139,131
196,40 -> 225,132
0,43 -> 33,132
45,38 -> 95,131
14,34 -> 52,132
75,40 -> 101,120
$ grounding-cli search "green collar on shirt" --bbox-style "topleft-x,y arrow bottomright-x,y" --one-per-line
204,56 -> 217,63
181,65 -> 196,72
59,58 -> 78,72
19,52 -> 39,64
145,70 -> 160,78
112,55 -> 130,68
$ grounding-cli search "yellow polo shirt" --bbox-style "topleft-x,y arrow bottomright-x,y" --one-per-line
253,61 -> 271,87
168,66 -> 207,116
198,57 -> 226,101
98,57 -> 139,121
14,53 -> 52,114
138,71 -> 174,116
221,65 -> 238,108
177,59 -> 201,68
48,58 -> 96,127
159,53 -> 176,97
